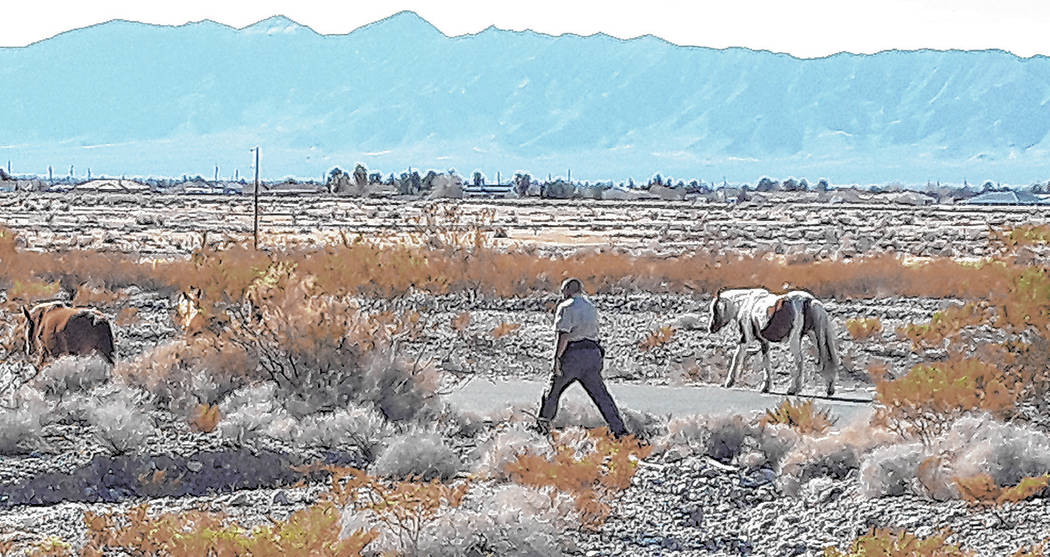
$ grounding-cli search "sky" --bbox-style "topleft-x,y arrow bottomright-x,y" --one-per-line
3,0 -> 1049,58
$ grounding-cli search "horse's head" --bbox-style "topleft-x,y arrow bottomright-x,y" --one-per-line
21,304 -> 42,356
708,294 -> 732,334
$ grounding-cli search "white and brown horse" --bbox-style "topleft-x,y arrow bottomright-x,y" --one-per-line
22,301 -> 116,368
708,288 -> 839,395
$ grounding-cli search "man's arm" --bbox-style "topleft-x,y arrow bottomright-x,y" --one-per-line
554,330 -> 570,374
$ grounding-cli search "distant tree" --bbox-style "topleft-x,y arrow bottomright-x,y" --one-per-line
756,177 -> 779,192
782,178 -> 800,191
353,164 -> 368,187
368,172 -> 382,184
650,174 -> 664,187
513,173 -> 532,197
799,178 -> 810,191
816,178 -> 830,192
422,170 -> 439,190
472,171 -> 485,187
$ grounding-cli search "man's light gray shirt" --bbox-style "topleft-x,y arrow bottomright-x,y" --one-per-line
554,295 -> 601,342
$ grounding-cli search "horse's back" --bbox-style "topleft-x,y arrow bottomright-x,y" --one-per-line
40,307 -> 115,362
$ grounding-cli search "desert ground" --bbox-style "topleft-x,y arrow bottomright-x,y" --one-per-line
0,194 -> 1048,556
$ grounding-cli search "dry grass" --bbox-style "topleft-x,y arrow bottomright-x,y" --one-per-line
824,528 -> 971,557
874,358 -> 1016,446
846,317 -> 883,341
189,403 -> 221,433
639,326 -> 675,351
954,473 -> 1050,506
761,399 -> 836,435
504,428 -> 652,530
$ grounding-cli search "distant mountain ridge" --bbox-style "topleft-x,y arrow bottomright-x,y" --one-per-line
2,11 -> 1049,184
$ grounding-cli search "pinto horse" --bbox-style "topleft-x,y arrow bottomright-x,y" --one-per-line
708,288 -> 840,395
22,301 -> 116,368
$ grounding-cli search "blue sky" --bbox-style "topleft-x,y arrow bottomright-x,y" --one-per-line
4,0 -> 1050,58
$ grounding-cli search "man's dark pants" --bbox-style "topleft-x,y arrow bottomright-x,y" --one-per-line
539,340 -> 628,436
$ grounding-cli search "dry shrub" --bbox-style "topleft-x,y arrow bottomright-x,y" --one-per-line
993,224 -> 1050,249
761,398 -> 836,435
295,405 -> 394,456
26,537 -> 72,557
87,388 -> 157,455
874,358 -> 1016,446
7,279 -> 61,304
329,466 -> 469,556
659,413 -> 758,463
84,502 -> 376,557
503,428 -> 651,529
896,302 -> 987,351
954,473 -> 1050,505
417,484 -> 578,557
0,389 -> 46,455
370,430 -> 463,482
35,355 -> 110,396
473,426 -> 552,481
217,264 -> 439,420
218,383 -> 296,444
860,415 -> 1050,500
72,283 -> 125,308
450,311 -> 471,333
189,403 -> 220,433
114,337 -> 253,412
779,419 -> 898,496
639,325 -> 675,351
845,317 -> 883,341
824,528 -> 971,557
114,306 -> 139,326
489,321 -> 521,339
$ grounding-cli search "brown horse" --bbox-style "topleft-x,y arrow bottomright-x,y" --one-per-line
22,301 -> 116,368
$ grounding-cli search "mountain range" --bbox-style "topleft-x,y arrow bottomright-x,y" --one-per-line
2,11 -> 1049,185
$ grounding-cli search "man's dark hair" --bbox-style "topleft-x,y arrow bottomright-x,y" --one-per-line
561,278 -> 583,295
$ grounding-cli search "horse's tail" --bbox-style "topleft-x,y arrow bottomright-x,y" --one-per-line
90,312 -> 117,365
807,300 -> 839,385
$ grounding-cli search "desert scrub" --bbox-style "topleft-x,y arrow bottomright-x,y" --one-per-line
873,358 -> 1016,446
503,428 -> 652,529
761,398 -> 836,435
370,430 -> 463,482
845,317 -> 882,340
83,502 -> 377,557
896,302 -> 987,351
824,528 -> 971,557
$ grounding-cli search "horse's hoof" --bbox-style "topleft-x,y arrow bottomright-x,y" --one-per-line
827,386 -> 836,397
787,386 -> 800,395
724,380 -> 735,389
761,385 -> 771,394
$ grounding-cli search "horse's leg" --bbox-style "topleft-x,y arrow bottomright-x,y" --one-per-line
724,343 -> 747,388
787,329 -> 804,395
760,341 -> 773,393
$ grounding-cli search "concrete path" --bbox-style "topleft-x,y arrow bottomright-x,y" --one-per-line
447,379 -> 875,424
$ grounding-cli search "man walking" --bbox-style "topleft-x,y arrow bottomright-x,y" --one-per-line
537,278 -> 629,437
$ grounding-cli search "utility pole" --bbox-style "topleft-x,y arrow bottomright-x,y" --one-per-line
253,147 -> 260,250
497,171 -> 501,186
568,169 -> 571,184
214,165 -> 219,183
69,165 -> 74,178
48,166 -> 53,184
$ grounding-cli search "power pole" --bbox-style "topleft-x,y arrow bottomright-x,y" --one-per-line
497,171 -> 501,186
568,169 -> 571,184
48,166 -> 53,184
214,165 -> 219,183
253,147 -> 260,250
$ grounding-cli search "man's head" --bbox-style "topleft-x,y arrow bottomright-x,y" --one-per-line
560,278 -> 583,300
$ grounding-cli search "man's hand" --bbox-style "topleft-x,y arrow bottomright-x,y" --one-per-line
553,359 -> 562,376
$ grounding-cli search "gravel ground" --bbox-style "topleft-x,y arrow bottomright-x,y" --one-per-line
577,455 -> 1050,557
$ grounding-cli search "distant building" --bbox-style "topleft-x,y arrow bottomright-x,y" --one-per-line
960,190 -> 1050,206
70,179 -> 151,194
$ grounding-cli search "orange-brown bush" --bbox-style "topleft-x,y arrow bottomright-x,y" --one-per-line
1014,542 -> 1049,557
761,398 -> 836,435
190,403 -> 221,433
846,317 -> 883,341
25,537 -> 72,557
489,321 -> 521,339
896,302 -> 987,351
83,502 -> 376,557
954,473 -> 1050,506
323,466 -> 469,555
72,283 -> 126,308
639,325 -> 675,351
115,306 -> 140,326
874,358 -> 1017,446
824,528 -> 971,557
504,428 -> 652,530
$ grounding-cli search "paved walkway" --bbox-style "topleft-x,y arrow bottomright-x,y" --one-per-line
447,379 -> 874,424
